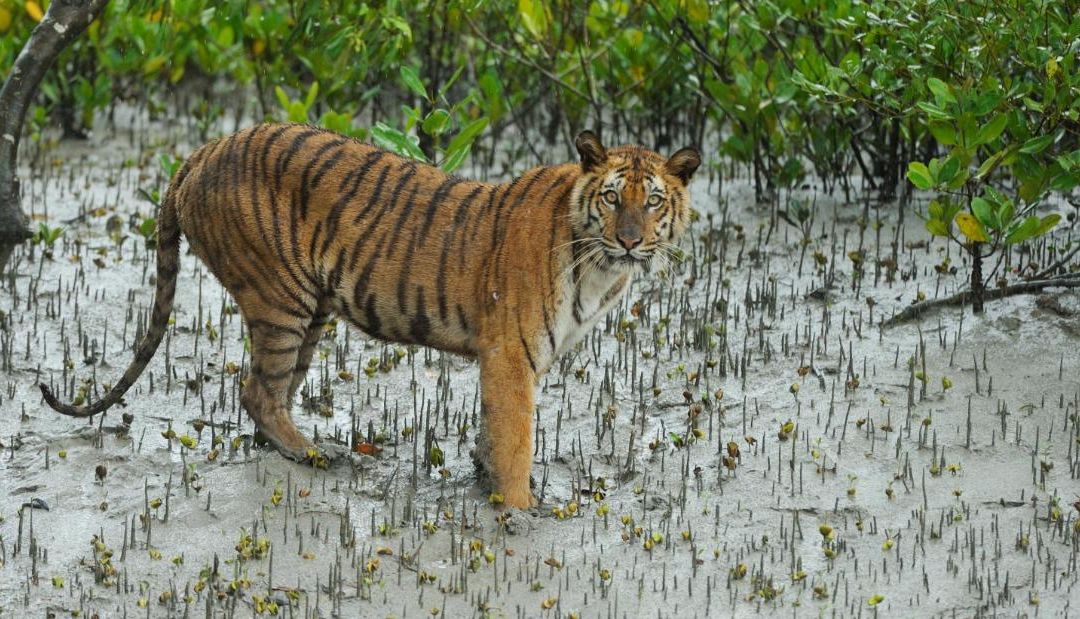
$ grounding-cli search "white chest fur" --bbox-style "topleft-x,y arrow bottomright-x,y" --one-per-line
550,267 -> 629,363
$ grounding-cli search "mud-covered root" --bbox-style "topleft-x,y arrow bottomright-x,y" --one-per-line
38,382 -> 102,418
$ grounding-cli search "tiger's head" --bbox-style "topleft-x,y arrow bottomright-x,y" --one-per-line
569,131 -> 700,272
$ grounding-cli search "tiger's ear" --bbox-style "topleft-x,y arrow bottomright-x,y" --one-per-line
664,147 -> 701,185
575,131 -> 607,174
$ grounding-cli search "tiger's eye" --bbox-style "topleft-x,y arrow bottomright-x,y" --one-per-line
602,190 -> 619,205
647,194 -> 663,208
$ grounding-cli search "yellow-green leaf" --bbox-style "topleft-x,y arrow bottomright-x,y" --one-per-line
518,0 -> 550,38
925,219 -> 949,237
25,1 -> 43,22
685,0 -> 709,23
955,213 -> 988,243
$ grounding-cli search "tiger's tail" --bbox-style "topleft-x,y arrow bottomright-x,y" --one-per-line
39,158 -> 192,418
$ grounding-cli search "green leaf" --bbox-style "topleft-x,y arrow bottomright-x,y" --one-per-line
400,66 -> 427,101
216,25 -> 234,48
371,123 -> 427,162
1022,97 -> 1044,113
1020,134 -> 1054,155
138,217 -> 157,239
1036,214 -> 1061,237
917,101 -> 952,120
437,65 -> 465,100
927,121 -> 956,146
1050,172 -> 1079,192
970,197 -> 994,229
287,103 -> 307,124
446,117 -> 488,156
995,200 -> 1014,231
906,162 -> 934,190
926,78 -> 955,105
1004,215 -> 1042,245
945,168 -> 969,191
274,86 -> 291,112
938,156 -> 961,185
975,114 -> 1007,146
370,123 -> 405,152
402,134 -> 427,162
421,109 -> 451,136
976,150 -> 1006,179
304,82 -> 319,110
971,92 -> 1001,117
440,144 -> 471,173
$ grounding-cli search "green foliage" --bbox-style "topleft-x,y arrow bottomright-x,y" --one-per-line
369,66 -> 488,172
32,222 -> 64,249
0,0 -> 1077,236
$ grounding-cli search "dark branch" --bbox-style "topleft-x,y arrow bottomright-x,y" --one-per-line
0,0 -> 110,243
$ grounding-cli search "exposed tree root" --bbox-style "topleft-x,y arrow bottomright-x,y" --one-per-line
884,276 -> 1080,326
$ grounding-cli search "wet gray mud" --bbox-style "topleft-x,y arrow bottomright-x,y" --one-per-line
1,113 -> 1078,618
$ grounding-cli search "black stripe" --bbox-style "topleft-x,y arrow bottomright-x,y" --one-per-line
435,230 -> 454,323
318,150 -> 384,256
416,177 -> 464,245
247,126 -> 320,301
267,173 -> 319,296
328,246 -> 348,293
309,221 -> 324,266
258,125 -> 294,180
201,140 -> 316,318
248,319 -> 306,338
299,139 -> 347,219
262,344 -> 301,355
519,331 -> 537,374
364,295 -> 383,339
459,186 -> 499,267
486,170 -> 550,289
257,367 -> 294,382
410,285 -> 431,343
383,176 -> 424,259
456,304 -> 471,334
541,303 -> 556,353
352,235 -> 389,309
347,163 -> 417,272
396,228 -> 418,312
274,129 -> 322,187
490,169 -> 561,292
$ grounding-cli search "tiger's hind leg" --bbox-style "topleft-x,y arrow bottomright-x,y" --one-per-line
287,300 -> 333,405
242,313 -> 315,461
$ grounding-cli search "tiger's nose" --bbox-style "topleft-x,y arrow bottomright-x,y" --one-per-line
617,235 -> 642,251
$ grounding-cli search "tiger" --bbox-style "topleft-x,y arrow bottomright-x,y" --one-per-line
40,123 -> 700,509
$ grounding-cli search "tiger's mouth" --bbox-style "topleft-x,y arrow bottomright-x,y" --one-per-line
606,251 -> 650,269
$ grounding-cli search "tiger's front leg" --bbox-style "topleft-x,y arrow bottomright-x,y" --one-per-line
478,346 -> 537,509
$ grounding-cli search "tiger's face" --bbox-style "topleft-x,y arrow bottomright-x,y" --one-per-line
570,131 -> 700,272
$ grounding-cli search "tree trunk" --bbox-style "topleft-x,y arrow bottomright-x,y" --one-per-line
0,0 -> 110,246
971,242 -> 984,314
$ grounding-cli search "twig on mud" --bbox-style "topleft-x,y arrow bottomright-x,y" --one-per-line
1034,244 -> 1080,280
884,275 -> 1080,326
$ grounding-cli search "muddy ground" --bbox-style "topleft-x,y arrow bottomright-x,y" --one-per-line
1,111 -> 1078,618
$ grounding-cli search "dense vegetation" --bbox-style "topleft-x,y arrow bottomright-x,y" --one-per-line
2,0 -> 1078,309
